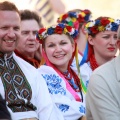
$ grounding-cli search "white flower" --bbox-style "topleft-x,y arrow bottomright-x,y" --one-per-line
88,21 -> 95,27
43,33 -> 48,39
69,28 -> 74,35
66,17 -> 71,22
115,19 -> 120,24
41,31 -> 46,36
106,23 -> 112,30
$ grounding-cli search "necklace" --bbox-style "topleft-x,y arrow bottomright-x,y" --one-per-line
89,54 -> 99,71
61,68 -> 83,102
62,70 -> 72,80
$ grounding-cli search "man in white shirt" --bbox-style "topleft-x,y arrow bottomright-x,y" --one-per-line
0,1 -> 64,120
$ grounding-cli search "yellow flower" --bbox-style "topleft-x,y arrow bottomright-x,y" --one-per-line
39,35 -> 43,39
71,17 -> 77,22
59,15 -> 63,21
98,26 -> 105,31
64,28 -> 68,34
85,22 -> 91,28
108,18 -> 114,22
81,12 -> 86,17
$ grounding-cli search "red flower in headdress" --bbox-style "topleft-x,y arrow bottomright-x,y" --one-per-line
38,28 -> 46,34
62,14 -> 68,20
66,26 -> 72,32
55,26 -> 63,34
78,15 -> 84,23
83,9 -> 91,14
101,18 -> 110,26
90,26 -> 99,34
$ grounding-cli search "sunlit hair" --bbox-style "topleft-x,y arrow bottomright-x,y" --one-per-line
20,9 -> 43,28
0,1 -> 20,15
85,17 -> 120,37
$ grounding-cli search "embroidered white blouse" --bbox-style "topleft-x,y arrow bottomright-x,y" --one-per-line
38,65 -> 86,120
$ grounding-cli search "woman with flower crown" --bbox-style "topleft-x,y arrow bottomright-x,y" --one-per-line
57,9 -> 92,56
36,23 -> 86,120
57,9 -> 92,94
76,17 -> 120,94
57,9 -> 92,65
86,25 -> 120,120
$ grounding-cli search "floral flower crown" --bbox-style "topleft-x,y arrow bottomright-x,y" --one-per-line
85,17 -> 120,36
57,9 -> 92,29
36,23 -> 78,44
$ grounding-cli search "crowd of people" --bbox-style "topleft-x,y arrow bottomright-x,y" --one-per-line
0,1 -> 120,120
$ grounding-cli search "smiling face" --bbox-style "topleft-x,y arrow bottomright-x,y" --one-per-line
0,11 -> 20,55
44,34 -> 75,72
16,19 -> 39,58
88,30 -> 118,61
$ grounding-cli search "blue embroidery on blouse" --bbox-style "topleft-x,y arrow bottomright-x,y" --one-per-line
79,105 -> 85,114
58,104 -> 69,112
86,80 -> 89,88
41,74 -> 66,95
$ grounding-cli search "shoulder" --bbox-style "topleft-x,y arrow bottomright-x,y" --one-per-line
38,65 -> 57,74
88,57 -> 118,90
92,57 -> 117,77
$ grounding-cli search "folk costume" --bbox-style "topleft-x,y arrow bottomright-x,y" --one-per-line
36,23 -> 85,120
72,17 -> 120,94
14,49 -> 40,68
57,9 -> 92,94
0,52 -> 64,120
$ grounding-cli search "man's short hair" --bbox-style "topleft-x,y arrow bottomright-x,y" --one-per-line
0,1 -> 19,15
20,9 -> 43,28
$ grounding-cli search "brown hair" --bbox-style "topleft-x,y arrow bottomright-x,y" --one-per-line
117,25 -> 120,40
0,1 -> 20,15
20,9 -> 43,28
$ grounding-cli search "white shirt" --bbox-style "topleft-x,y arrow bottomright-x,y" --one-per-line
0,53 -> 64,120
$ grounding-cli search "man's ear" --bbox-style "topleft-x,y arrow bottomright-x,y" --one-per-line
88,35 -> 94,45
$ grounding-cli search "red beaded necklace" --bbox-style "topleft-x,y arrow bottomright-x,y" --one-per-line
89,54 -> 99,71
61,68 -> 82,92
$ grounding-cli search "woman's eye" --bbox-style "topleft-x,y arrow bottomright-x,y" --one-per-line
48,44 -> 55,47
61,42 -> 67,45
114,36 -> 117,39
103,36 -> 109,39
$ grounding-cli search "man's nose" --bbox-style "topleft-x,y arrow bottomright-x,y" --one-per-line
7,28 -> 16,38
28,32 -> 35,40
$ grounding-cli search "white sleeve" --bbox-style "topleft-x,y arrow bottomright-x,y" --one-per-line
71,53 -> 83,67
35,71 -> 64,120
52,94 -> 85,120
